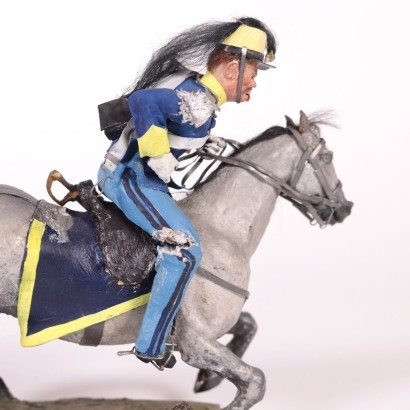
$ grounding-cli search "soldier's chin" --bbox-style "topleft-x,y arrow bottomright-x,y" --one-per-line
242,92 -> 251,102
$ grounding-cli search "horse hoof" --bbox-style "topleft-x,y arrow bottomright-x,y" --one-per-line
194,369 -> 223,393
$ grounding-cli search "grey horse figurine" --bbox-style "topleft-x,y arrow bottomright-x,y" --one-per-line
0,112 -> 352,410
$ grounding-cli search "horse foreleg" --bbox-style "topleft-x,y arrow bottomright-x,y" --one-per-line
194,311 -> 257,393
180,337 -> 265,410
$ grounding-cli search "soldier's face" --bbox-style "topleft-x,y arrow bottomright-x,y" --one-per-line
223,61 -> 258,103
238,62 -> 258,102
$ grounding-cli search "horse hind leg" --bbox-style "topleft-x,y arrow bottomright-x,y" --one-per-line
194,311 -> 258,393
181,337 -> 265,410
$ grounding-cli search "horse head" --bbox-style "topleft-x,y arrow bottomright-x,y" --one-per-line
285,111 -> 353,226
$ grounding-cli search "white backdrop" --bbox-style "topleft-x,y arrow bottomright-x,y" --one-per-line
1,1 -> 410,409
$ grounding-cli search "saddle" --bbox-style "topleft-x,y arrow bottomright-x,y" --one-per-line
46,171 -> 251,301
47,172 -> 157,286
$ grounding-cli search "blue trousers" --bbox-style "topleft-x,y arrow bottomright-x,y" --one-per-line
98,163 -> 202,356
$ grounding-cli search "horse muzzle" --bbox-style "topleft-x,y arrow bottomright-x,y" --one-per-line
317,200 -> 353,226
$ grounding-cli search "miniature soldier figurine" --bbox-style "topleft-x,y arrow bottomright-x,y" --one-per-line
97,16 -> 276,368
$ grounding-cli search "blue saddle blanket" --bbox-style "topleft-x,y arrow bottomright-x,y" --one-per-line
18,210 -> 153,347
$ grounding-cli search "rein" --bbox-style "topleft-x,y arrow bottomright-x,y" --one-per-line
176,127 -> 345,228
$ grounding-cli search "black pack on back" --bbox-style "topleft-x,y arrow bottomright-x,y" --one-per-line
98,97 -> 131,140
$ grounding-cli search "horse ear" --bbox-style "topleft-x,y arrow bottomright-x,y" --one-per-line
285,115 -> 296,128
298,111 -> 310,133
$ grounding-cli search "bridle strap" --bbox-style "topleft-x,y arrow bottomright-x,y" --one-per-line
290,144 -> 314,188
236,48 -> 247,104
288,128 -> 339,201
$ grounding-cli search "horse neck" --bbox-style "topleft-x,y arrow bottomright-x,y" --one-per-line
183,133 -> 299,258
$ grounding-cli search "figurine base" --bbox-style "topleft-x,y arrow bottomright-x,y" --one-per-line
0,378 -> 220,410
0,397 -> 220,410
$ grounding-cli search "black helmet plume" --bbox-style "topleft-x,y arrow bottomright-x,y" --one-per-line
124,16 -> 276,95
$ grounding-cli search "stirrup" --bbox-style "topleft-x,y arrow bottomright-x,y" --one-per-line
137,348 -> 177,371
117,346 -> 176,371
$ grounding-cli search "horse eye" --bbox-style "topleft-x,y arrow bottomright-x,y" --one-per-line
319,150 -> 333,164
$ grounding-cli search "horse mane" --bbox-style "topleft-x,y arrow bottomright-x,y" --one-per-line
231,125 -> 288,157
303,110 -> 339,135
185,126 -> 287,190
232,110 -> 337,156
188,111 -> 337,189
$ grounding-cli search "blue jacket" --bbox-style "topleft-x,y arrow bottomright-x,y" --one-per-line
120,71 -> 227,191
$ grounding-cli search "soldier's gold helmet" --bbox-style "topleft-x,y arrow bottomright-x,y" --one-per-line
220,24 -> 275,70
217,24 -> 275,102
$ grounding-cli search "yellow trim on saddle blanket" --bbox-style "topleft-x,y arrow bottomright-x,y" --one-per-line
17,219 -> 150,347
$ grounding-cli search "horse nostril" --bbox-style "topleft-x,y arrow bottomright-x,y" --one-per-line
318,207 -> 333,223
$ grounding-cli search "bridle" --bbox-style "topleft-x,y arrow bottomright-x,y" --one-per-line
283,127 -> 348,227
176,127 -> 349,228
